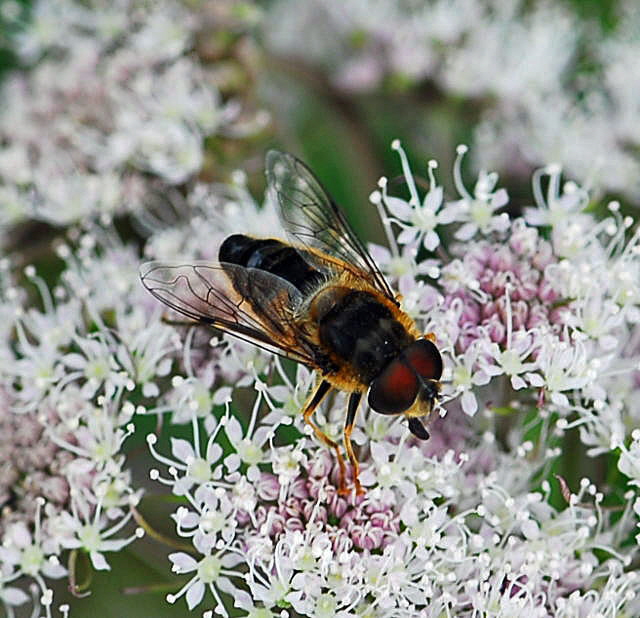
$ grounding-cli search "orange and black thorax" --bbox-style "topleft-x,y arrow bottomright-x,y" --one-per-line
311,286 -> 414,383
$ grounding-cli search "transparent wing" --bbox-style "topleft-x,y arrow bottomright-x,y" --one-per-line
140,261 -> 318,365
266,150 -> 397,302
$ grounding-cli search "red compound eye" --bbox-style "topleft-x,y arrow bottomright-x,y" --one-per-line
368,358 -> 418,415
404,338 -> 443,381
368,339 -> 443,416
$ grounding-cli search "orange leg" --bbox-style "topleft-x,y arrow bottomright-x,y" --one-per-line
342,391 -> 364,496
302,380 -> 346,490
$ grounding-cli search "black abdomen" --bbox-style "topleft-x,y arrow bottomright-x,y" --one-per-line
318,290 -> 413,383
219,234 -> 325,293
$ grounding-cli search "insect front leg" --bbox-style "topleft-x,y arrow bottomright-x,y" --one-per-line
343,391 -> 364,496
302,379 -> 347,490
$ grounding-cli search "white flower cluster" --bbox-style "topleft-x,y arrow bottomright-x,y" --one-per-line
370,143 -> 640,436
2,99 -> 640,613
264,0 -> 640,200
147,367 -> 640,617
129,144 -> 640,616
0,4 -> 638,616
476,0 -> 640,201
0,236 -> 152,616
0,162 -> 284,615
0,0 -> 265,232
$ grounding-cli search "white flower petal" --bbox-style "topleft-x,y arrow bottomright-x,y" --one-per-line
89,551 -> 111,571
397,227 -> 418,244
1,587 -> 29,606
142,381 -> 159,397
424,186 -> 443,210
42,561 -> 67,579
224,453 -> 240,472
370,440 -> 391,464
156,357 -> 172,376
511,375 -> 527,390
7,522 -> 31,548
172,477 -> 192,496
100,538 -> 137,552
491,188 -> 509,208
177,511 -> 200,529
247,464 -> 260,483
525,372 -> 545,387
454,221 -> 477,241
367,243 -> 391,263
62,353 -> 87,369
213,386 -> 232,405
169,552 -> 198,573
225,415 -> 242,444
384,196 -> 412,220
550,392 -> 570,407
461,391 -> 478,416
186,580 -> 205,610
206,442 -> 222,463
266,385 -> 289,402
472,369 -> 491,386
437,203 -> 458,224
171,438 -> 195,463
423,230 -> 440,251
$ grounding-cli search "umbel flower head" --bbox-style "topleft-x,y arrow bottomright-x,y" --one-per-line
135,142 -> 640,617
0,239 -> 153,617
0,0 -> 265,610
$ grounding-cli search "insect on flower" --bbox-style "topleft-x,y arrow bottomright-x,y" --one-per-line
140,151 -> 443,495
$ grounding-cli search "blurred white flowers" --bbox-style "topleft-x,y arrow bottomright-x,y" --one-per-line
0,0 -> 266,233
264,0 -> 640,200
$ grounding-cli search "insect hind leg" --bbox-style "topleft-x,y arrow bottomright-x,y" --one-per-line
302,380 -> 346,490
343,391 -> 364,496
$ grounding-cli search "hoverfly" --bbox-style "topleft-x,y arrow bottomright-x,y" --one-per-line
140,151 -> 443,495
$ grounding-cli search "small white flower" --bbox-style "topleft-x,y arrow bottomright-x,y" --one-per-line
449,341 -> 502,416
485,330 -> 538,391
380,141 -> 457,252
451,146 -> 510,240
271,445 -> 306,486
535,336 -> 591,407
167,550 -> 242,614
56,493 -> 141,572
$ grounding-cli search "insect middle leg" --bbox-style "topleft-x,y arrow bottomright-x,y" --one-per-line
302,380 -> 347,490
342,391 -> 364,496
